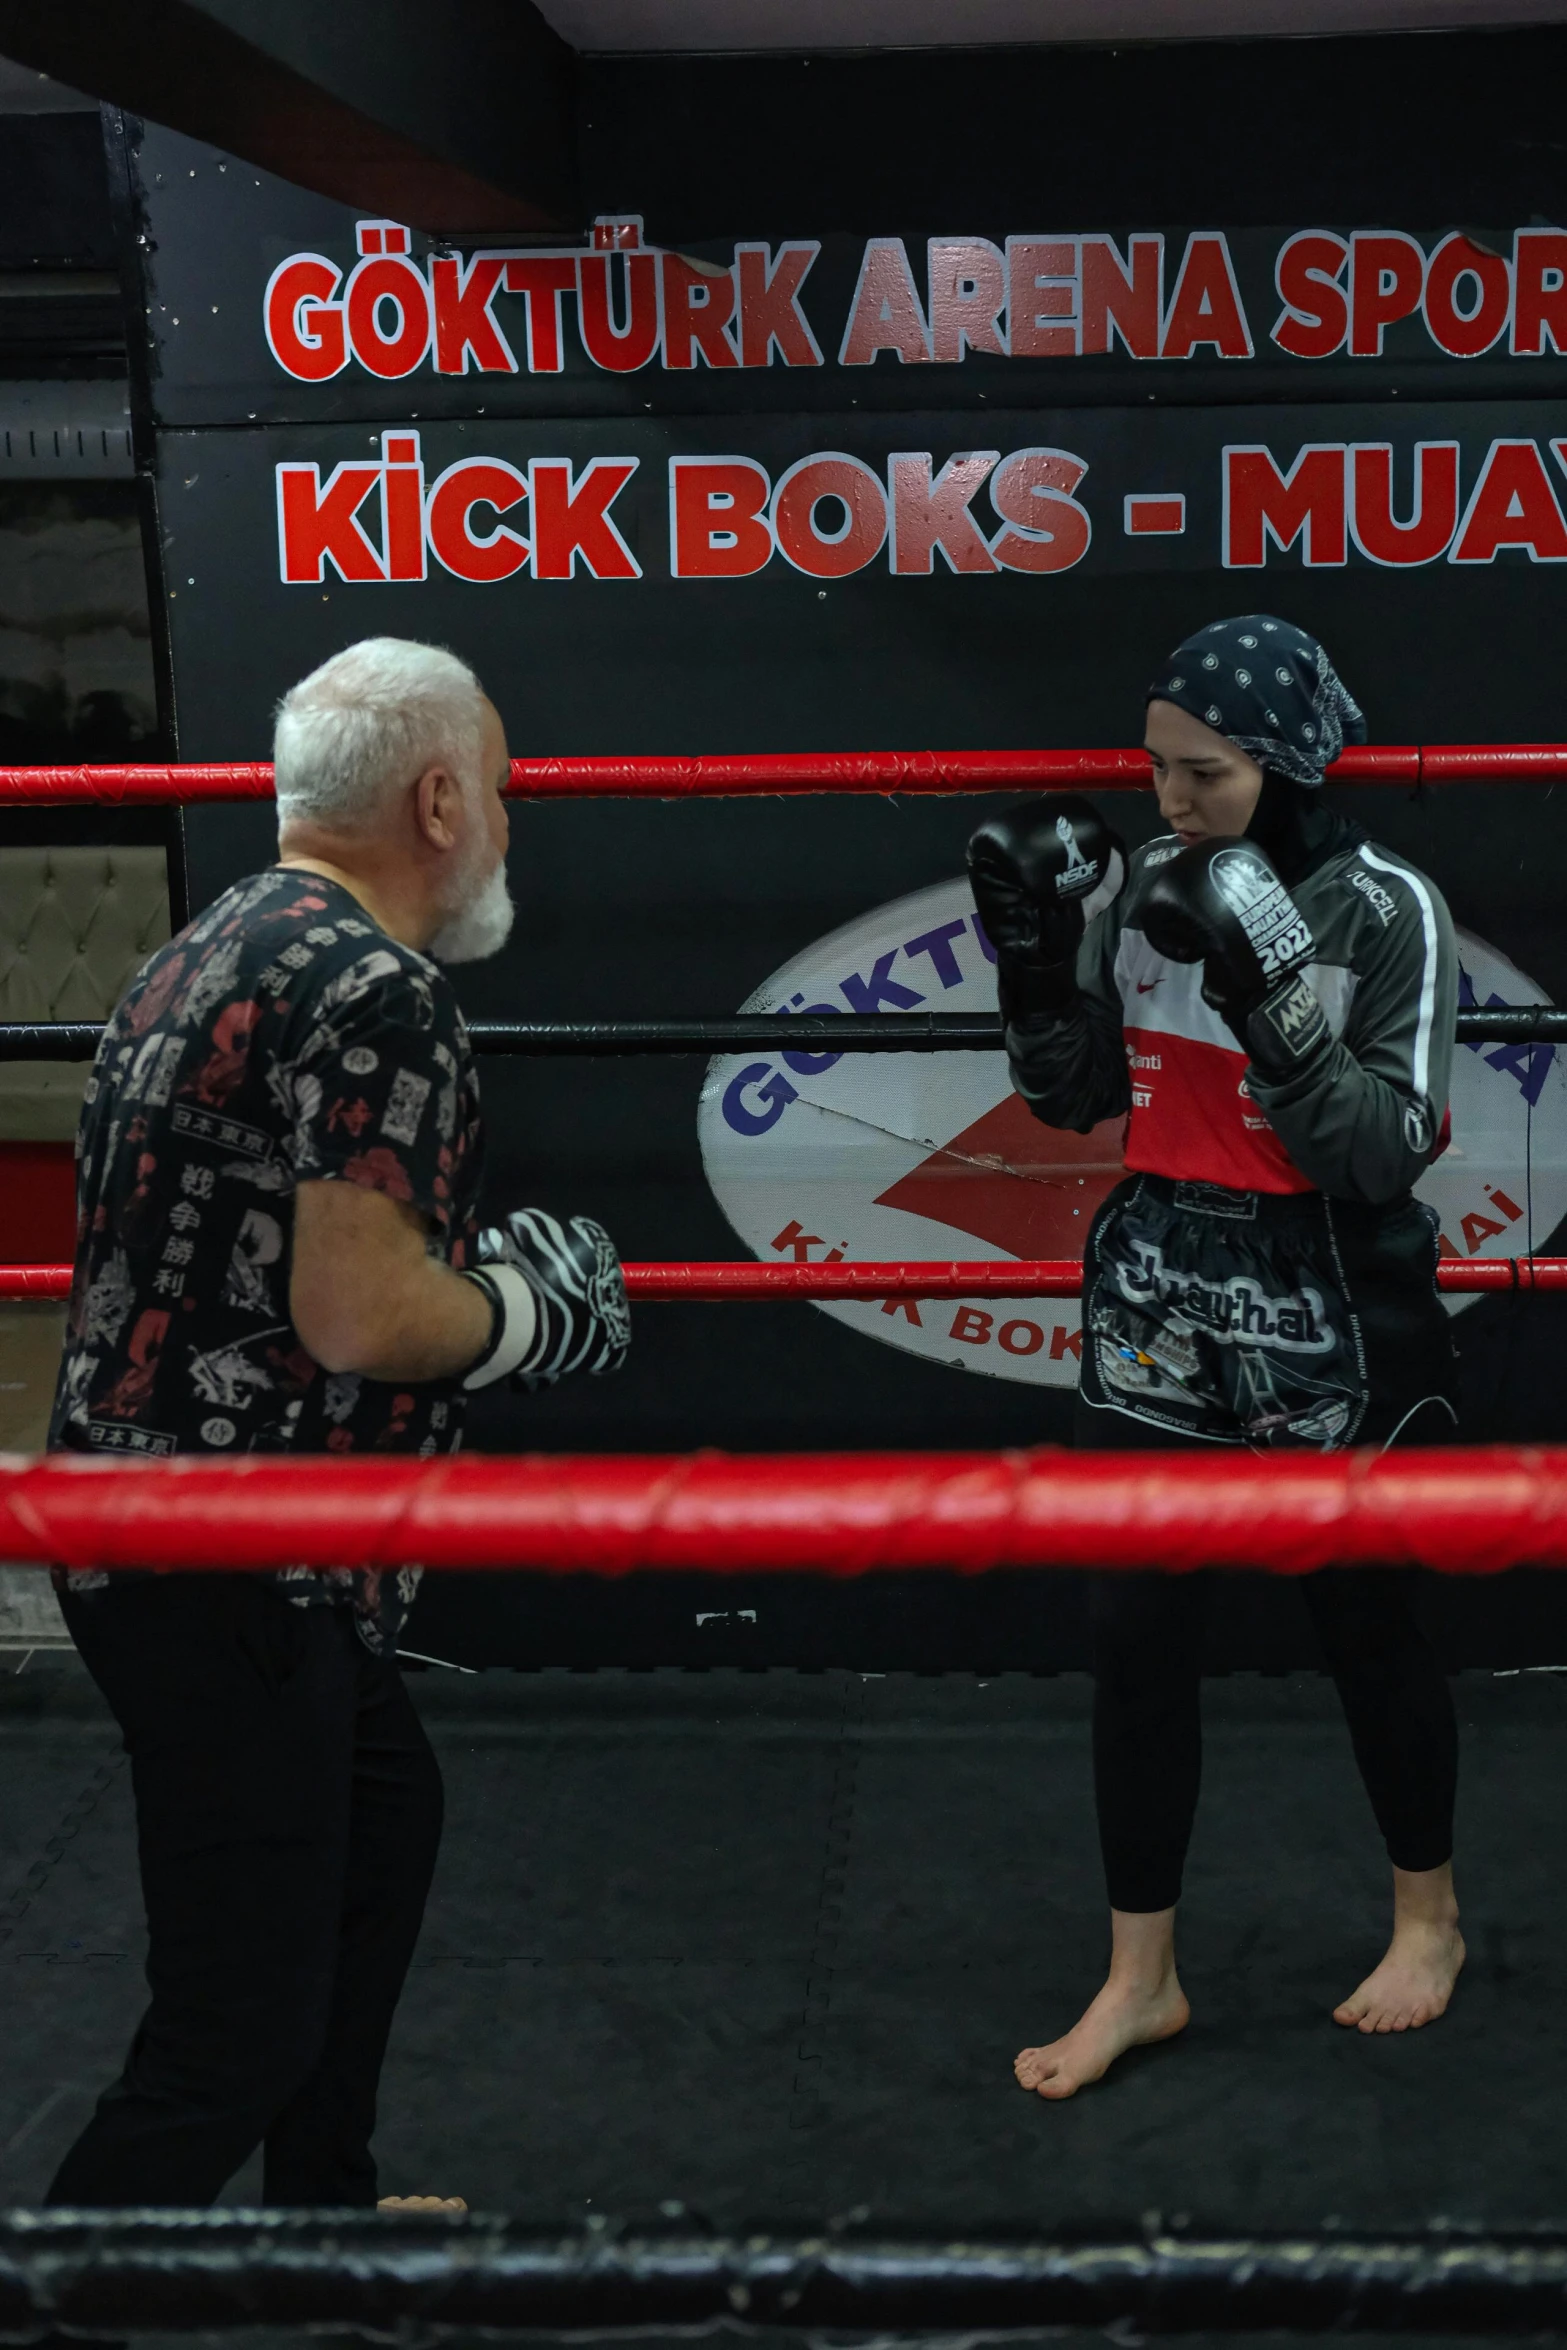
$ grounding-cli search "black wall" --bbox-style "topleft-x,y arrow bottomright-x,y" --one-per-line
111,27 -> 1567,1666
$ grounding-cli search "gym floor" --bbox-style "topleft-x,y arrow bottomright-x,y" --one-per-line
5,1652 -> 1567,2238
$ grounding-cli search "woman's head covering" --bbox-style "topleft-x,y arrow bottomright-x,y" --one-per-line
1145,614 -> 1366,788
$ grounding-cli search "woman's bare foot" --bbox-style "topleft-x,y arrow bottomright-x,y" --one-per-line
1333,1860 -> 1465,2033
1016,1904 -> 1188,2100
1334,1920 -> 1465,2031
1016,1971 -> 1190,2099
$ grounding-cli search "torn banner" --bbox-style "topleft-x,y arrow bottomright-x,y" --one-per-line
696,876 -> 1567,1389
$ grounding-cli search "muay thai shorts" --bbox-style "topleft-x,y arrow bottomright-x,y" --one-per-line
1078,1172 -> 1457,1451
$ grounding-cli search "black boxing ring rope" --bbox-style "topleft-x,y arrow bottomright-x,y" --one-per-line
0,1008 -> 1562,1057
9,2210 -> 1567,2336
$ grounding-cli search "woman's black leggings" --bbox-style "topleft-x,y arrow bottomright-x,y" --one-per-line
1080,1412 -> 1459,1914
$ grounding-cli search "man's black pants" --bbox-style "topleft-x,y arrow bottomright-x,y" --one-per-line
48,1575 -> 443,2207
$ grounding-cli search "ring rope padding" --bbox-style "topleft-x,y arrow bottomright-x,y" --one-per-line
1,1008 -> 1563,1054
4,2212 -> 1567,2334
1,743 -> 1566,802
3,1444 -> 1567,1575
0,1258 -> 1559,1305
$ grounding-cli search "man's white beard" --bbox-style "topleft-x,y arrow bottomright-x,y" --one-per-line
428,850 -> 514,964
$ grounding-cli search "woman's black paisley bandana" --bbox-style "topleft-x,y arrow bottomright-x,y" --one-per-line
1146,614 -> 1367,788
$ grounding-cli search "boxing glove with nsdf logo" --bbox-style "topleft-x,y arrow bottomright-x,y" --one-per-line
1138,836 -> 1331,1077
966,794 -> 1125,1021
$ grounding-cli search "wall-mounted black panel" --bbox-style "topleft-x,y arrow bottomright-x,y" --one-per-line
0,113 -> 114,271
579,29 -> 1567,247
109,30 -> 1567,1667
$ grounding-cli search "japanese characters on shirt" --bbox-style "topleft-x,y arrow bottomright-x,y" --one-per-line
51,871 -> 484,1647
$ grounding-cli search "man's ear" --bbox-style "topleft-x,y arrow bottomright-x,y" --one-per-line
413,764 -> 464,852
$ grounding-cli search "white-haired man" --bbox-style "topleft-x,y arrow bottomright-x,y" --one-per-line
44,638 -> 629,2209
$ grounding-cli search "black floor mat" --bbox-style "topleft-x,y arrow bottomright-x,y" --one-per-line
3,1655 -> 1565,2240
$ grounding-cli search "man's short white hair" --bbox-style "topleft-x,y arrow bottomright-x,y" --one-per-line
273,637 -> 487,831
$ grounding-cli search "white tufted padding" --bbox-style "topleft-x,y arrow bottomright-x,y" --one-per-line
0,1301 -> 81,1639
0,849 -> 172,1623
0,1560 -> 72,1646
0,846 -> 171,1142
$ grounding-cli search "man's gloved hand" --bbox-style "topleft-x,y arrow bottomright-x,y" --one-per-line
463,1208 -> 631,1392
967,794 -> 1123,1020
1139,836 -> 1330,1076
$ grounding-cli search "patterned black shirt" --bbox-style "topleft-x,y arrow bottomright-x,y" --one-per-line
50,868 -> 485,1647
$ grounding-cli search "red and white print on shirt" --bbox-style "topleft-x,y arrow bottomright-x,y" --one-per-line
1111,920 -> 1357,1194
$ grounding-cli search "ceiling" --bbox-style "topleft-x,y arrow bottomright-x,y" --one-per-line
533,0 -> 1567,44
0,52 -> 91,109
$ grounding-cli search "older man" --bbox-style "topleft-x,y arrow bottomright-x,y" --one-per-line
45,637 -> 629,2208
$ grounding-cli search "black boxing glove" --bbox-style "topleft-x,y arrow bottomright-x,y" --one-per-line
967,794 -> 1124,1020
1139,836 -> 1330,1076
463,1208 -> 632,1392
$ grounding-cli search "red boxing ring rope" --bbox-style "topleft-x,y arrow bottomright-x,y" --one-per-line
3,1446 -> 1567,1575
620,1258 -> 1567,1299
1,1267 -> 71,1299
3,744 -> 1567,802
1,1259 -> 1563,1303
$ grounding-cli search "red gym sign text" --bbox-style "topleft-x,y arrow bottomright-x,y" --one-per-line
1225,438 -> 1567,567
274,429 -> 1567,585
261,220 -> 1567,382
274,433 -> 1091,583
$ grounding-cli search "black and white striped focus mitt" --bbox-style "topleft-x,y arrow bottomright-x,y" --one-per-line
463,1208 -> 632,1391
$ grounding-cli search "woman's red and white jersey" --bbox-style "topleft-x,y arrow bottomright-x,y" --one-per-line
1008,828 -> 1457,1204
1115,867 -> 1355,1190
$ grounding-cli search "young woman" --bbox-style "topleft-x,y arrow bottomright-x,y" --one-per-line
967,614 -> 1463,2101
